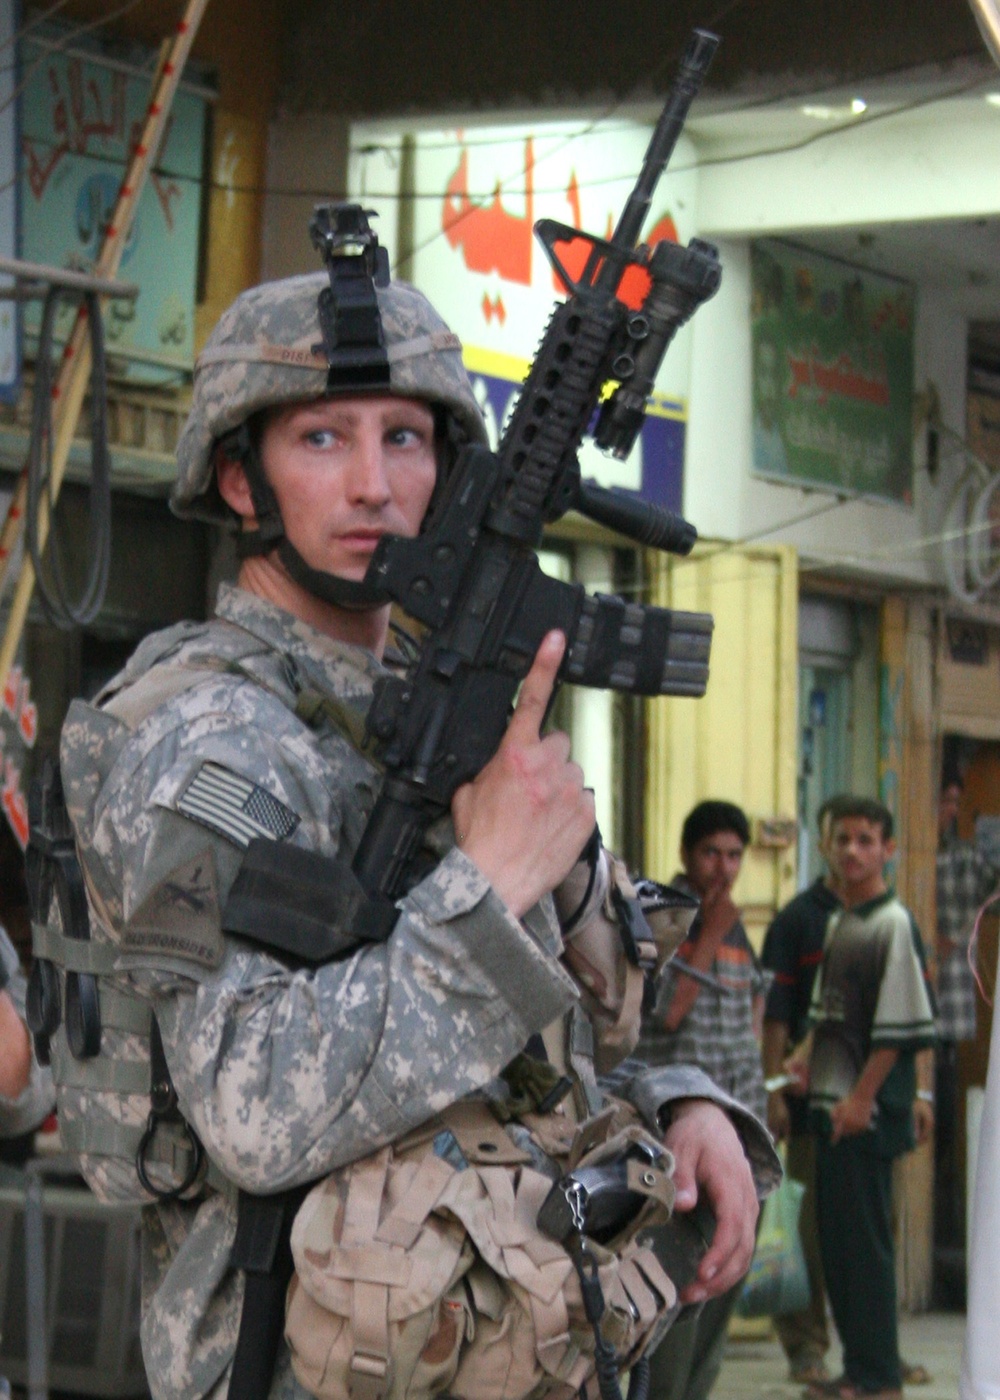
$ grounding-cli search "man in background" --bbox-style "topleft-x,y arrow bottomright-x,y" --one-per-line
761,796 -> 846,1386
935,773 -> 998,1263
792,798 -> 936,1400
635,799 -> 767,1400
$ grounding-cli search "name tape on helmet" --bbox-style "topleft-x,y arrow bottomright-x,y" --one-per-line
195,332 -> 463,377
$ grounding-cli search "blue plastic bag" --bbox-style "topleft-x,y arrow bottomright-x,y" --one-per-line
736,1171 -> 810,1318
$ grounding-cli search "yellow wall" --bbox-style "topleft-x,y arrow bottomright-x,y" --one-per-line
644,541 -> 799,947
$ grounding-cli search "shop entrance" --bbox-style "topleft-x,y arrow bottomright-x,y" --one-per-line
936,734 -> 1000,1305
797,594 -> 880,887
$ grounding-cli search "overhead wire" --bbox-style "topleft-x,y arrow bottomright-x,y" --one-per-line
0,0 -> 152,121
1,1 -> 995,605
0,0 -> 80,58
0,30 -> 992,211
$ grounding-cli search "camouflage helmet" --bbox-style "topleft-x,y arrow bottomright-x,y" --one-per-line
171,271 -> 488,525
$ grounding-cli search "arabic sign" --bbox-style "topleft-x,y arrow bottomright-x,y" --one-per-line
0,0 -> 18,403
350,119 -> 698,508
751,239 -> 915,503
19,32 -> 207,381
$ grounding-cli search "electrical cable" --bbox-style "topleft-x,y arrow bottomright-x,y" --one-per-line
0,0 -> 79,59
25,285 -> 112,628
0,0 -> 151,121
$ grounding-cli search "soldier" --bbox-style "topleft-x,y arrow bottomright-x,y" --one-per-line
56,229 -> 778,1400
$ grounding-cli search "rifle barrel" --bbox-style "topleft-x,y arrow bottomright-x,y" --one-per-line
610,29 -> 719,254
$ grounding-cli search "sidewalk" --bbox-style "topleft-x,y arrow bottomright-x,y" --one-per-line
713,1311 -> 966,1399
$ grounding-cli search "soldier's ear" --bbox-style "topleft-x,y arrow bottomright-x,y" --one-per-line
216,448 -> 255,521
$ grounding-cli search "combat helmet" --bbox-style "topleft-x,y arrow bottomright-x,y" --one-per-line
172,203 -> 487,608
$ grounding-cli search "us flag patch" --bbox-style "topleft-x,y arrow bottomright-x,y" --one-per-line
176,762 -> 299,848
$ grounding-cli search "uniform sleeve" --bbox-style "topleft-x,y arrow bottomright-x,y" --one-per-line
601,1057 -> 781,1200
553,848 -> 646,1073
77,699 -> 581,1193
871,911 -> 937,1053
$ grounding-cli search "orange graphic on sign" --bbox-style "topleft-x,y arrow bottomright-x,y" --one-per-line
443,138 -> 534,287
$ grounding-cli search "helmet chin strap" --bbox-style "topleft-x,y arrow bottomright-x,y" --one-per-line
228,423 -> 390,612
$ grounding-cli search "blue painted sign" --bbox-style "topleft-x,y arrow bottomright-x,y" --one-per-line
19,31 -> 206,381
464,347 -> 686,515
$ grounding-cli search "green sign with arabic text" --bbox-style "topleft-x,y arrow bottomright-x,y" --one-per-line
751,239 -> 915,504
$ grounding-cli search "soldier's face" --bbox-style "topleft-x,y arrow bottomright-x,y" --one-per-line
256,395 -> 438,582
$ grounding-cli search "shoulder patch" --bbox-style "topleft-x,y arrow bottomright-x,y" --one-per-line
175,762 -> 300,848
123,849 -> 224,968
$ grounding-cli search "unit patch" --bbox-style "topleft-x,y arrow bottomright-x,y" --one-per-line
123,849 -> 224,968
175,761 -> 300,848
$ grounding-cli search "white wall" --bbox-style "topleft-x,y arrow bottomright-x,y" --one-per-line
697,87 -> 1000,237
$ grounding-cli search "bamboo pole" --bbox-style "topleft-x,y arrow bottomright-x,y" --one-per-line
0,0 -> 211,688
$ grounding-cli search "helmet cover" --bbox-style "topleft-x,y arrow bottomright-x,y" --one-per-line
172,272 -> 487,525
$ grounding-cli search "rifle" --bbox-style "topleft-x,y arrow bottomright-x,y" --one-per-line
354,30 -> 722,918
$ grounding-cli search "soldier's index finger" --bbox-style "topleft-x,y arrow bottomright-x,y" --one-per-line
506,631 -> 566,741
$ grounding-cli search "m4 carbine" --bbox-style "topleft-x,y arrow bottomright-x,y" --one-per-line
354,30 -> 722,917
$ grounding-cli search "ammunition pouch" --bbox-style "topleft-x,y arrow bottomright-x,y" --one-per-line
286,1100 -> 683,1400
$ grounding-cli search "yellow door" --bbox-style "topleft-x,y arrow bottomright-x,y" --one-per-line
644,541 -> 799,947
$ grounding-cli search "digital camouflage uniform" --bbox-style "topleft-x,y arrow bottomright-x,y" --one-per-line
60,584 -> 778,1400
56,271 -> 779,1400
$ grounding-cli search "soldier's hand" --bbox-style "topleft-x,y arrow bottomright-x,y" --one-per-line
664,1098 -> 759,1303
452,631 -> 596,920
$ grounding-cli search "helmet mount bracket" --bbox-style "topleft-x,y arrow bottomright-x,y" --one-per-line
309,203 -> 391,393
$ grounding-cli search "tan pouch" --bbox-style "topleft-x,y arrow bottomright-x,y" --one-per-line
286,1103 -> 678,1400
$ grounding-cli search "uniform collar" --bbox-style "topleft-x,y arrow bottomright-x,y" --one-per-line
214,582 -> 385,700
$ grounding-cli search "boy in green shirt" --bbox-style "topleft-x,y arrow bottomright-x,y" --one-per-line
787,798 -> 936,1400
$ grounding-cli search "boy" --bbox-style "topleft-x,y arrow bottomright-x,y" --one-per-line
789,798 -> 936,1400
632,800 -> 766,1400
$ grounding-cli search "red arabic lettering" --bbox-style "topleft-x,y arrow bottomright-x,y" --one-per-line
646,212 -> 679,247
442,138 -> 534,287
481,293 -> 506,325
132,112 -> 181,231
2,665 -> 20,719
23,59 -> 128,201
18,698 -> 38,749
2,757 -> 29,850
785,345 -> 890,408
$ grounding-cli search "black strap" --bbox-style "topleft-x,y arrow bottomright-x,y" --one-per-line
229,1187 -> 310,1400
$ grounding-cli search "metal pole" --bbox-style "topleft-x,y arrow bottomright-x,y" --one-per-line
23,1166 -> 47,1400
0,256 -> 138,299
